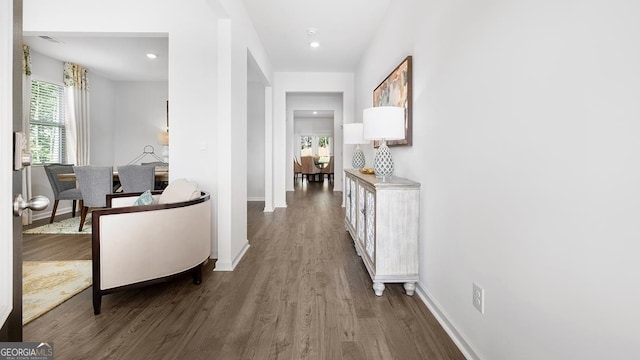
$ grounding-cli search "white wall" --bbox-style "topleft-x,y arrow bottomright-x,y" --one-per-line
214,0 -> 272,270
294,117 -> 334,136
113,81 -> 168,166
247,81 -> 265,201
279,90 -> 347,194
24,0 -> 275,269
23,0 -> 223,256
30,49 -> 61,84
356,0 -> 640,359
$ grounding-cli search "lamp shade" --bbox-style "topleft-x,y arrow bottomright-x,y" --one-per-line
343,123 -> 368,145
362,106 -> 405,141
157,131 -> 169,146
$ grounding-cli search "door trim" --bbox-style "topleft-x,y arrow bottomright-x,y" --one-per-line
0,0 -> 15,328
1,0 -> 23,341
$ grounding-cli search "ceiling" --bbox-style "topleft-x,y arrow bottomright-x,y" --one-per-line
23,34 -> 168,81
23,0 -> 391,80
243,0 -> 392,72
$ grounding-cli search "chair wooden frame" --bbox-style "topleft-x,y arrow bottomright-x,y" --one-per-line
91,191 -> 211,314
294,158 -> 302,182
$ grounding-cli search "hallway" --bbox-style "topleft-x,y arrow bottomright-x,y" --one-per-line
24,185 -> 463,359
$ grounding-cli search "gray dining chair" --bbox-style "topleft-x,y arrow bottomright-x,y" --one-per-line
117,165 -> 155,193
140,161 -> 168,167
43,163 -> 83,223
141,162 -> 168,190
73,166 -> 114,231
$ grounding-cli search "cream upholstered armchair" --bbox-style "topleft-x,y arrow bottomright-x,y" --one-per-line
90,178 -> 211,315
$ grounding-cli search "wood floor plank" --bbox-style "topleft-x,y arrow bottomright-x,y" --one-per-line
23,182 -> 465,360
341,341 -> 367,360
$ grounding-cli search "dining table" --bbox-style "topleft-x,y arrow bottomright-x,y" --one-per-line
313,156 -> 330,170
57,168 -> 169,182
305,156 -> 329,182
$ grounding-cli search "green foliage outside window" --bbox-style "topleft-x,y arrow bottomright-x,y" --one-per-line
301,136 -> 313,149
318,136 -> 329,148
30,80 -> 65,164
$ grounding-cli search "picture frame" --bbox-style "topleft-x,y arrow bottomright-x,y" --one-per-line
373,55 -> 412,147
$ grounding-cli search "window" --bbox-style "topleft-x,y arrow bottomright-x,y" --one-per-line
300,135 -> 313,157
299,134 -> 333,157
317,136 -> 332,156
30,79 -> 66,164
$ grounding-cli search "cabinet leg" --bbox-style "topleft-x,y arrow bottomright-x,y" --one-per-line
355,245 -> 361,257
403,282 -> 416,296
373,282 -> 385,296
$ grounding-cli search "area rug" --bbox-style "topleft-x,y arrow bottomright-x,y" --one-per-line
23,260 -> 92,325
23,217 -> 91,235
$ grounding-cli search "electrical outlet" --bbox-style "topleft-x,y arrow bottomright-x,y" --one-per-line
473,282 -> 484,314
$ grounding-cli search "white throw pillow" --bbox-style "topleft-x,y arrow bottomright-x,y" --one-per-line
158,178 -> 200,204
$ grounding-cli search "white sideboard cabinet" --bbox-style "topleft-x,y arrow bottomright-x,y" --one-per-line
344,169 -> 420,296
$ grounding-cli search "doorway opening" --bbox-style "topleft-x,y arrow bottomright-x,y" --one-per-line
286,92 -> 342,193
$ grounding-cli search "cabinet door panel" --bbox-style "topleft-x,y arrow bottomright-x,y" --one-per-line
345,177 -> 352,224
349,178 -> 357,229
365,188 -> 375,263
357,183 -> 366,248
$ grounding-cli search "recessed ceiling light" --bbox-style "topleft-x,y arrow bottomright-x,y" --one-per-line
310,41 -> 320,48
313,111 -> 318,115
146,53 -> 158,59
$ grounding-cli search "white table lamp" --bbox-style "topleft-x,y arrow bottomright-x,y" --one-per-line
363,106 -> 405,178
343,123 -> 369,169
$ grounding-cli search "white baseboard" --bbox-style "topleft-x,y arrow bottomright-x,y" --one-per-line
32,212 -> 49,221
32,207 -> 74,222
232,241 -> 250,268
247,197 -> 265,202
213,239 -> 250,272
213,261 -> 232,271
415,282 -> 483,360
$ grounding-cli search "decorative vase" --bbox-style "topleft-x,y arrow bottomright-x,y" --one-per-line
373,140 -> 393,178
352,145 -> 365,170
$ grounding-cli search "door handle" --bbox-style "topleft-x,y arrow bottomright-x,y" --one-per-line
13,194 -> 49,217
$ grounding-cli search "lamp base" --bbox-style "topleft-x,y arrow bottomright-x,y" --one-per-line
373,140 -> 393,178
162,146 -> 169,163
352,146 -> 365,169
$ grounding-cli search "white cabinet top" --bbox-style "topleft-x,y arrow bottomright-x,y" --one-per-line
345,169 -> 420,190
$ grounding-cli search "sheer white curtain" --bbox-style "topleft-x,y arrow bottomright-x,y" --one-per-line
63,62 -> 90,165
22,45 -> 33,225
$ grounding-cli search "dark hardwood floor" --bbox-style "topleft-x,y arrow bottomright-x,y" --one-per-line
23,180 -> 464,359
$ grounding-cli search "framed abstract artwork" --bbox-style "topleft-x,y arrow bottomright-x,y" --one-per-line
373,55 -> 412,147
